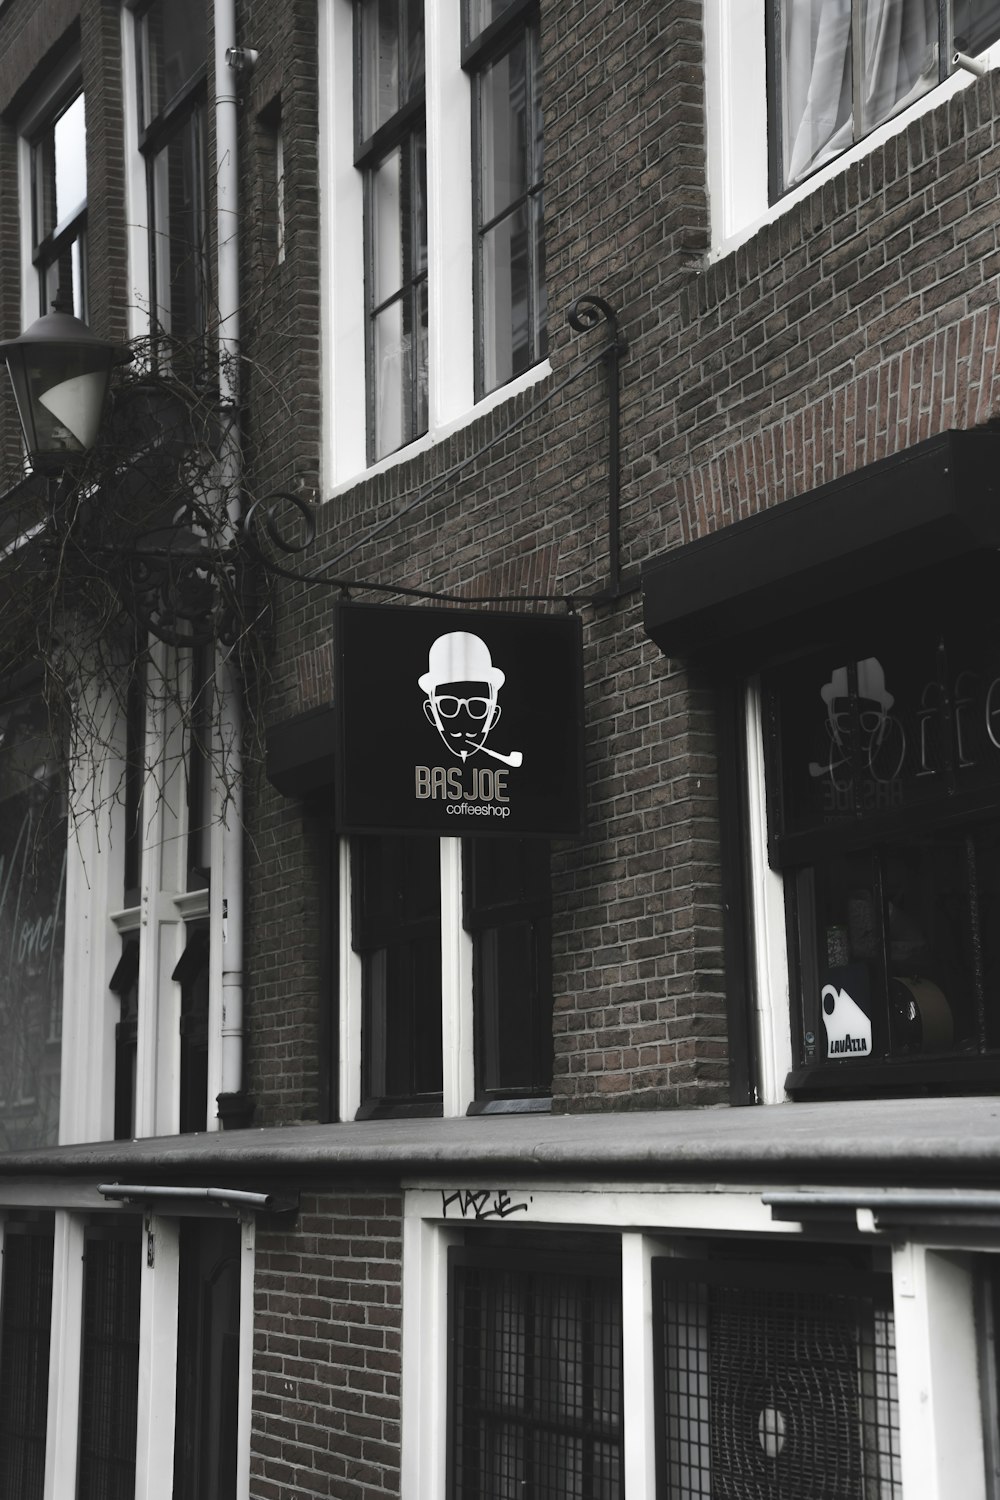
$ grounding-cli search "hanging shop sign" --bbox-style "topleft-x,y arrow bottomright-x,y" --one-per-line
334,602 -> 585,837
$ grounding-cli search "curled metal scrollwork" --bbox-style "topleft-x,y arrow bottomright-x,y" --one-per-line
567,292 -> 628,355
241,490 -> 318,558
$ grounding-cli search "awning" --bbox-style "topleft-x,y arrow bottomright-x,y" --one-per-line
642,429 -> 1000,663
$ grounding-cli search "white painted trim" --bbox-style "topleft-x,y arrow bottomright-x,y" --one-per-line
406,1183 -> 790,1238
621,1234 -> 657,1500
744,678 -> 792,1104
134,645 -> 190,1139
400,1203 -> 463,1500
120,4 -> 152,339
43,1212 -> 84,1500
60,682 -> 127,1146
134,1215 -> 180,1500
318,0 -> 366,488
425,0 -> 474,428
705,0 -> 1000,262
323,359 -> 551,500
892,1245 -> 986,1499
338,836 -> 363,1121
440,838 -> 474,1116
235,1215 -> 256,1500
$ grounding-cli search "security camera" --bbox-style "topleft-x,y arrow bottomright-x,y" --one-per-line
225,47 -> 259,73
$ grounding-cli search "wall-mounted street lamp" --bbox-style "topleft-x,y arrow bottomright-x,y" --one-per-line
0,291 -> 631,641
0,307 -> 119,472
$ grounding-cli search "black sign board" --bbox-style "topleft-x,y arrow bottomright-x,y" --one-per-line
334,602 -> 585,837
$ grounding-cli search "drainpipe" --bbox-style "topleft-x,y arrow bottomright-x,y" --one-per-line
214,0 -> 246,1124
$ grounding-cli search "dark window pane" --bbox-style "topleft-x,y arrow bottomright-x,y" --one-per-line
138,0 -> 208,128
953,0 -> 1000,55
472,13 -> 544,399
354,835 -> 442,1111
465,839 -> 552,1100
173,1219 -> 240,1500
0,1224 -> 54,1499
78,1227 -> 141,1500
359,0 -> 425,137
150,109 -> 208,345
465,0 -> 522,42
450,1247 -> 623,1498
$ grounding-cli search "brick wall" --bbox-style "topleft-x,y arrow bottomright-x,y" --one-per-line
252,1192 -> 403,1499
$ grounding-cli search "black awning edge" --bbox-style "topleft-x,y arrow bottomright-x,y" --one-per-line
642,429 -> 1000,662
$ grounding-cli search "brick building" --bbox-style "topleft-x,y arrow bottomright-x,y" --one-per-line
2,0 -> 1000,1496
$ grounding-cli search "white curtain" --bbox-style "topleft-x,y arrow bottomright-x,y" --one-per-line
783,0 -> 938,188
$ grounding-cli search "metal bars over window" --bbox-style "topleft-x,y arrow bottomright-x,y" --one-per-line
653,1256 -> 901,1500
448,1243 -> 623,1498
355,0 -> 428,462
77,1223 -> 142,1500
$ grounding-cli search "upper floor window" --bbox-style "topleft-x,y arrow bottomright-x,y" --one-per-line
706,0 -> 1000,254
133,0 -> 210,351
355,0 -> 428,462
29,91 -> 88,319
320,0 -> 549,483
17,56 -> 87,325
772,0 -> 1000,193
464,0 -> 546,399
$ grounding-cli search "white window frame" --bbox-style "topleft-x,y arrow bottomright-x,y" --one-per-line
743,678 -> 792,1106
705,0 -> 1000,262
0,1203 -> 255,1500
402,1182 -> 990,1500
16,50 -> 86,330
318,0 -> 551,492
338,834 -> 475,1119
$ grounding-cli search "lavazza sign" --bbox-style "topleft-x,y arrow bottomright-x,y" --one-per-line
334,602 -> 585,838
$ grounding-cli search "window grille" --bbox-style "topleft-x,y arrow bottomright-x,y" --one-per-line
449,1245 -> 623,1498
0,1223 -> 54,1500
654,1258 -> 901,1500
77,1225 -> 141,1500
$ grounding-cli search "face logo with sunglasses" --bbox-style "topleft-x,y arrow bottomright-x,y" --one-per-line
418,632 -> 523,767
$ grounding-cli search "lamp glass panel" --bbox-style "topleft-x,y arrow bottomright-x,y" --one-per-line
9,342 -> 111,459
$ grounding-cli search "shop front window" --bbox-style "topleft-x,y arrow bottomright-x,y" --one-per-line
766,569 -> 1000,1092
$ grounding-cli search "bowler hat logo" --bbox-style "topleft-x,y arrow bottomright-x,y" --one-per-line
418,631 -> 523,768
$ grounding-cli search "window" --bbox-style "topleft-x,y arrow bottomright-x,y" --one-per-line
771,0 -> 1000,193
653,1252 -> 901,1497
173,1218 -> 241,1500
706,0 -> 1000,254
344,834 -> 553,1117
133,0 -> 210,351
448,1238 -> 623,1498
465,0 -> 546,399
319,0 -> 549,483
111,643 -> 217,1139
26,87 -> 87,319
465,836 -> 553,1103
355,0 -> 428,461
757,558 -> 1000,1096
0,1219 -> 54,1499
0,685 -> 66,1151
77,1222 -> 142,1500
